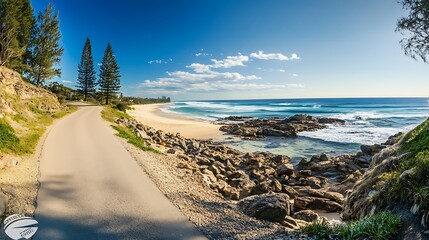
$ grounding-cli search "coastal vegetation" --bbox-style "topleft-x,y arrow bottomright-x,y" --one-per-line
101,105 -> 160,154
300,212 -> 401,240
397,0 -> 429,62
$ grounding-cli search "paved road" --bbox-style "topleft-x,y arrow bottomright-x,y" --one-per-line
35,106 -> 206,240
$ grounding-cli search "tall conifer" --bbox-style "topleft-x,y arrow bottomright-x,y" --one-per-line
98,43 -> 120,105
77,38 -> 96,101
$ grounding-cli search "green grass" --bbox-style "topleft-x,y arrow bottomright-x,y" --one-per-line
0,106 -> 77,155
378,118 -> 429,216
102,106 -> 161,154
0,119 -> 21,154
101,105 -> 131,122
300,212 -> 401,240
12,114 -> 27,123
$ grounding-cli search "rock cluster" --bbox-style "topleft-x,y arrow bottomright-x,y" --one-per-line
116,116 -> 396,229
0,67 -> 61,117
218,114 -> 345,139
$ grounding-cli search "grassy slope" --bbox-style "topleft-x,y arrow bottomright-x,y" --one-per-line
0,68 -> 77,156
101,106 -> 161,154
386,118 -> 429,217
0,105 -> 77,155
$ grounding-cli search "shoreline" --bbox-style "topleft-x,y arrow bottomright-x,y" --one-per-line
128,103 -> 225,140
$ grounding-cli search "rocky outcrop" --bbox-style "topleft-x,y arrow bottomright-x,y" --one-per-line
117,118 -> 354,223
218,114 -> 345,139
0,67 -> 61,118
116,116 -> 401,228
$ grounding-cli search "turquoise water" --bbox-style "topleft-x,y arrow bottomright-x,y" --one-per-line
162,98 -> 429,158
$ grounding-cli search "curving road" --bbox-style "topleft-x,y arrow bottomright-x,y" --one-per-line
34,105 -> 206,240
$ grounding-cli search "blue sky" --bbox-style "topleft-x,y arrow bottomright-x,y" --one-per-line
32,0 -> 429,101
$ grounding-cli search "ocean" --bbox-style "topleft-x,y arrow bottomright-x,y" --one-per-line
162,98 -> 429,160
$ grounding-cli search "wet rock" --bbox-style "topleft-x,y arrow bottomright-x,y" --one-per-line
238,192 -> 291,222
361,144 -> 386,156
218,114 -> 345,139
297,170 -> 312,178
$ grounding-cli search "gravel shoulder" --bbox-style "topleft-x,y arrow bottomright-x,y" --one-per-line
0,121 -> 53,239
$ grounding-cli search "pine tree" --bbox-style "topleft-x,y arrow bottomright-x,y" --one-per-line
77,38 -> 96,101
28,3 -> 63,86
0,0 -> 34,69
98,43 -> 120,105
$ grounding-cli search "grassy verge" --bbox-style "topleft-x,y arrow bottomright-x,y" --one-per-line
101,105 -> 161,154
0,105 -> 77,155
380,118 -> 429,217
300,212 -> 401,240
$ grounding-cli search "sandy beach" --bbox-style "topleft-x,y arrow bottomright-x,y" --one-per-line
128,103 -> 225,140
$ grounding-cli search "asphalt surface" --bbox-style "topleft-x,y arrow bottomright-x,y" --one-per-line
34,106 -> 207,240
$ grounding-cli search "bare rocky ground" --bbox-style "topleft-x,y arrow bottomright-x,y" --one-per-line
118,138 -> 308,239
0,126 -> 52,239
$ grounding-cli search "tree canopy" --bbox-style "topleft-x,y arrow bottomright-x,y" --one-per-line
397,0 -> 429,62
0,0 -> 35,70
28,3 -> 63,86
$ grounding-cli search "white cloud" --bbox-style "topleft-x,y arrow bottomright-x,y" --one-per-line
291,73 -> 299,77
62,80 -> 72,83
195,53 -> 209,57
286,83 -> 305,88
186,63 -> 211,73
210,54 -> 249,68
148,59 -> 172,64
186,54 -> 249,73
290,53 -> 300,60
250,50 -> 300,61
279,69 -> 286,72
138,51 -> 301,95
148,59 -> 165,64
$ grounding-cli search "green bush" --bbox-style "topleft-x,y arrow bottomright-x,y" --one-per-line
300,212 -> 401,240
115,103 -> 127,112
0,120 -> 20,153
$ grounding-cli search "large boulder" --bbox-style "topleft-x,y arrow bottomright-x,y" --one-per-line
294,196 -> 342,212
238,192 -> 291,222
276,163 -> 294,176
360,144 -> 386,156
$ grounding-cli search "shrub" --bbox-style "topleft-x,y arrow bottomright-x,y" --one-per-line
115,103 -> 127,112
300,212 -> 401,240
0,120 -> 20,153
